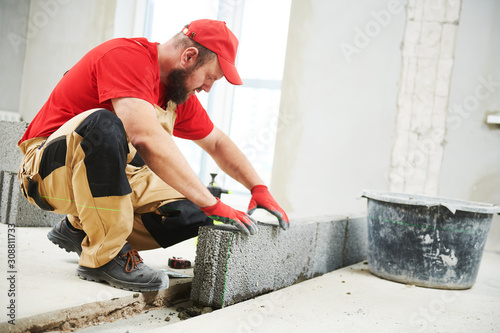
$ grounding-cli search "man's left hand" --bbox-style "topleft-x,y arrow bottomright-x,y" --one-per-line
247,185 -> 290,230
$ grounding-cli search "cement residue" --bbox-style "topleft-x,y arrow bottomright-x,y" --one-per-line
176,304 -> 213,320
25,300 -> 145,333
420,234 -> 433,244
1,279 -> 193,333
52,300 -> 196,332
440,249 -> 458,267
72,300 -> 213,332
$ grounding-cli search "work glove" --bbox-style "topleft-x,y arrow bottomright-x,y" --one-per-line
247,185 -> 290,230
201,198 -> 258,236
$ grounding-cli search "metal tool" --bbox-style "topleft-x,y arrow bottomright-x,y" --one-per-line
207,173 -> 230,198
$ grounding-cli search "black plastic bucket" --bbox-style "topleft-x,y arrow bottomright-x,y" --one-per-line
361,190 -> 499,289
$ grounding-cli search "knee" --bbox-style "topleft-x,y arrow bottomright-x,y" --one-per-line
74,110 -> 132,197
75,109 -> 128,150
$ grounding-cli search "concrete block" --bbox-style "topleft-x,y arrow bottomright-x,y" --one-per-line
191,215 -> 368,308
414,58 -> 438,99
309,218 -> 346,275
395,97 -> 413,131
435,59 -> 454,97
407,0 -> 422,22
432,96 -> 448,127
418,22 -> 442,58
445,0 -> 462,22
401,21 -> 421,57
0,170 -> 13,223
423,0 -> 446,22
343,216 -> 368,266
0,170 -> 63,227
190,225 -> 236,307
399,57 -> 418,95
439,24 -> 459,59
271,219 -> 321,289
0,121 -> 64,227
0,120 -> 28,173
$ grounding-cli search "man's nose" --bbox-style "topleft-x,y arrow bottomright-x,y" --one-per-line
202,80 -> 214,93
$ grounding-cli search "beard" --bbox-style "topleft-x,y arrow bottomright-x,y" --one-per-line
164,67 -> 193,105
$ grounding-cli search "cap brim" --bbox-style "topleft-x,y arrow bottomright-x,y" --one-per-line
218,56 -> 243,85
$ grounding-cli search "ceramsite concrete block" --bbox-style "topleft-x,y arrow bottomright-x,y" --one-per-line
343,216 -> 368,266
310,217 -> 347,275
0,170 -> 63,227
0,122 -> 64,227
0,170 -> 14,224
190,225 -> 236,307
0,121 -> 28,173
191,215 -> 368,308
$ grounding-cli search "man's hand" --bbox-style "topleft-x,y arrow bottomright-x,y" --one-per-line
201,198 -> 258,236
248,185 -> 290,230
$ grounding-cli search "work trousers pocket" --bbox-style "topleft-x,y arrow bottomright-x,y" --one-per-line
18,137 -> 53,211
22,136 -> 68,211
25,177 -> 54,211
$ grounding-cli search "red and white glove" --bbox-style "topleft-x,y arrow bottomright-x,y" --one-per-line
247,185 -> 290,230
201,198 -> 258,236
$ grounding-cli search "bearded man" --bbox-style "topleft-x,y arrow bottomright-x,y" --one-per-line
17,19 -> 289,292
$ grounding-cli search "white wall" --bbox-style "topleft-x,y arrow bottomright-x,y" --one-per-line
2,0 -> 499,247
438,0 -> 500,252
0,0 -> 121,121
387,0 -> 462,196
271,0 -> 406,217
439,0 -> 500,204
0,0 -> 154,121
18,0 -> 117,121
0,0 -> 30,113
272,0 -> 499,250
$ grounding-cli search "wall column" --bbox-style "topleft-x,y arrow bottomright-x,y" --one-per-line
388,0 -> 462,195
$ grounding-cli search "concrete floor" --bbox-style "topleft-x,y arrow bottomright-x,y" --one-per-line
77,251 -> 500,333
0,223 -> 499,332
0,223 -> 197,332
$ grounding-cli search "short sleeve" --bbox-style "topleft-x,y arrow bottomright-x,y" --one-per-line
173,95 -> 214,140
95,45 -> 158,106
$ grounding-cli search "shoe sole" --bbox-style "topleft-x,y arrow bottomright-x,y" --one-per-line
77,267 -> 169,292
47,228 -> 82,256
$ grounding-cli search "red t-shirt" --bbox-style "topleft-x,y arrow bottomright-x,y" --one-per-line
19,38 -> 214,144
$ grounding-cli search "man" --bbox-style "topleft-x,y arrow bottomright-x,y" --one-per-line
17,19 -> 289,292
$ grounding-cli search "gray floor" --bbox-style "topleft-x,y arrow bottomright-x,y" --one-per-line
0,223 -> 499,332
76,251 -> 500,333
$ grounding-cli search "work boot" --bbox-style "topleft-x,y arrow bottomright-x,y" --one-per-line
76,243 -> 169,292
47,217 -> 86,255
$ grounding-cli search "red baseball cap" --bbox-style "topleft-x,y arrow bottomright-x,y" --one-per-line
182,19 -> 243,85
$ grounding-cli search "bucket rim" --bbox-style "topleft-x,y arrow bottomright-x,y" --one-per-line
361,189 -> 500,215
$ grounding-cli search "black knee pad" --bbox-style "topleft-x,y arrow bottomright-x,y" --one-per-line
74,109 -> 131,197
141,200 -> 214,248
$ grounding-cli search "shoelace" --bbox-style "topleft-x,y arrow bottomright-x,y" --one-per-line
121,249 -> 143,273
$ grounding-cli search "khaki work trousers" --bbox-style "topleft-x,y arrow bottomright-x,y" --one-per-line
18,106 -> 189,268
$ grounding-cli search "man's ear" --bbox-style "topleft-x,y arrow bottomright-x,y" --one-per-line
180,47 -> 199,68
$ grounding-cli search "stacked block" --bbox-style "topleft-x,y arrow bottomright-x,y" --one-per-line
191,215 -> 367,308
0,120 -> 28,173
0,121 -> 63,226
388,0 -> 462,193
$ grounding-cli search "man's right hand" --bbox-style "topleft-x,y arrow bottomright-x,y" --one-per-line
200,198 -> 258,236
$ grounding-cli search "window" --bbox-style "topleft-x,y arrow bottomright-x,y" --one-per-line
147,0 -> 291,207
